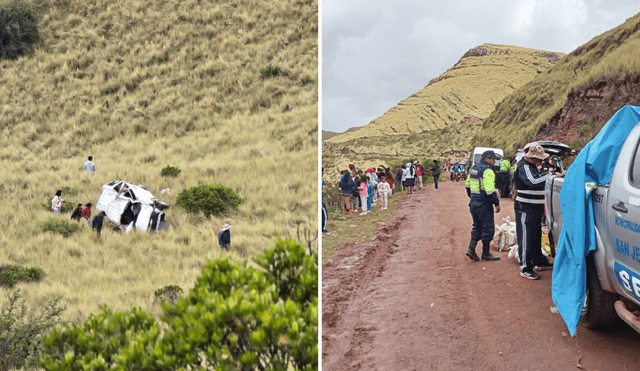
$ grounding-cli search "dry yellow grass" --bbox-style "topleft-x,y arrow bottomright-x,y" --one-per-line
326,44 -> 562,145
473,12 -> 640,154
0,0 -> 317,321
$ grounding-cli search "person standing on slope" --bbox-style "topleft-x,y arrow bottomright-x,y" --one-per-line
464,151 -> 501,262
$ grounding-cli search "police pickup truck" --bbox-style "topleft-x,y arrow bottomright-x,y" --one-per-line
545,122 -> 640,332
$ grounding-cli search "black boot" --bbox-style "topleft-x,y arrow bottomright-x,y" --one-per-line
466,239 -> 480,261
481,242 -> 500,261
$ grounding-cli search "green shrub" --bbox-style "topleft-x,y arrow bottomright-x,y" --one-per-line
254,239 -> 318,311
0,290 -> 65,371
41,219 -> 79,237
39,307 -> 160,371
39,239 -> 318,370
0,0 -> 40,60
153,284 -> 183,304
0,265 -> 45,288
160,164 -> 181,178
176,184 -> 242,217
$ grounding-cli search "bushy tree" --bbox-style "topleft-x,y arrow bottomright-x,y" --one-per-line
39,240 -> 318,370
0,0 -> 40,60
176,184 -> 242,217
0,290 -> 65,370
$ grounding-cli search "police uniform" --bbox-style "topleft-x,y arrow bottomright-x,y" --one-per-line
498,159 -> 512,198
465,151 -> 501,261
514,148 -> 554,279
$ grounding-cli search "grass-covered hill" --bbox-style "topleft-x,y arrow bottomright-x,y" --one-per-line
0,0 -> 316,320
473,12 -> 640,155
326,44 -> 562,148
322,44 -> 562,184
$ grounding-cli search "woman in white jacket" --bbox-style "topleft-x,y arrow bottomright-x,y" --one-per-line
377,176 -> 391,210
51,190 -> 64,215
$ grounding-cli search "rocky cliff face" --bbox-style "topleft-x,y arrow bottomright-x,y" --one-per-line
535,72 -> 640,146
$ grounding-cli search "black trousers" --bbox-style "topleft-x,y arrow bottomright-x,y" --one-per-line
433,175 -> 440,189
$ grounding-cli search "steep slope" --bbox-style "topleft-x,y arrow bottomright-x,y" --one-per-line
473,12 -> 640,154
0,0 -> 317,319
327,44 -> 562,147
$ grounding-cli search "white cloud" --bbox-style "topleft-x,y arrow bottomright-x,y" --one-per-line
322,0 -> 640,133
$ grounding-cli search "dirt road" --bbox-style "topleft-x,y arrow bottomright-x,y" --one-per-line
322,179 -> 640,371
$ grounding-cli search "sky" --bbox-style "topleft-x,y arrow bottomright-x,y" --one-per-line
321,0 -> 640,133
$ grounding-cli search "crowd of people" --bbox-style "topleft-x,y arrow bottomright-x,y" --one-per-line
321,160 -> 445,231
323,146 -> 580,282
51,155 -> 232,247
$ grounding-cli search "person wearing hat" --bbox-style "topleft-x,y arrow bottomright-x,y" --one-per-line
464,150 -> 502,262
218,223 -> 232,250
514,145 -> 555,280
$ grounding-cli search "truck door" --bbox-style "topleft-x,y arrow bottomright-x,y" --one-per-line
607,124 -> 640,305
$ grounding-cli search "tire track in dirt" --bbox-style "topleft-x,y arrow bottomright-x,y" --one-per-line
322,180 -> 640,370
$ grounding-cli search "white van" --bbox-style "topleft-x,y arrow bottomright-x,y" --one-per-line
468,147 -> 504,171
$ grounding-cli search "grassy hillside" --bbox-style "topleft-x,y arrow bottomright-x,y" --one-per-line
0,0 -> 317,320
473,12 -> 640,155
322,44 -> 561,182
327,44 -> 562,146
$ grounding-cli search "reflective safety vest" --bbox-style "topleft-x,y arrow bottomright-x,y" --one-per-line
499,160 -> 511,172
465,160 -> 499,206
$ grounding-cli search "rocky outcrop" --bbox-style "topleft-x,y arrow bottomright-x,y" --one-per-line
535,72 -> 640,145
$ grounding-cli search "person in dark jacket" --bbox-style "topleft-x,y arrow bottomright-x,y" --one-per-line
218,223 -> 231,250
514,145 -> 554,280
340,170 -> 355,214
70,203 -> 83,221
464,151 -> 501,262
395,166 -> 403,193
430,159 -> 441,190
91,211 -> 106,237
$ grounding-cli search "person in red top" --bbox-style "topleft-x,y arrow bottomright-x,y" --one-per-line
415,161 -> 423,190
81,203 -> 92,228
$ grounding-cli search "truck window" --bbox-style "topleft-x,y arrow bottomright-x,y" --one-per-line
632,140 -> 640,186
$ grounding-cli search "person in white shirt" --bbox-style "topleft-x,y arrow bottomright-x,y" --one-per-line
84,156 -> 96,174
377,176 -> 391,210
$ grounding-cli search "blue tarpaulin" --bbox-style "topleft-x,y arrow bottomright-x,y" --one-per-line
552,105 -> 640,336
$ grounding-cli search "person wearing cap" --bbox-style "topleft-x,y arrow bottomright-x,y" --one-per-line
514,145 -> 555,280
464,150 -> 501,262
218,223 -> 232,250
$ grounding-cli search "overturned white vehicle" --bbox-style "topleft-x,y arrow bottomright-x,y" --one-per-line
96,180 -> 169,233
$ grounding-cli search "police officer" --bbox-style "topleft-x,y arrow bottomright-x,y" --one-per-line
464,150 -> 501,261
498,156 -> 512,198
514,145 -> 554,280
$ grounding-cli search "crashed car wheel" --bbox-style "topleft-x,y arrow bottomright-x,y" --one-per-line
580,256 -> 618,329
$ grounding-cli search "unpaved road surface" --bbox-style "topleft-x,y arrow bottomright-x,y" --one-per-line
322,179 -> 640,371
